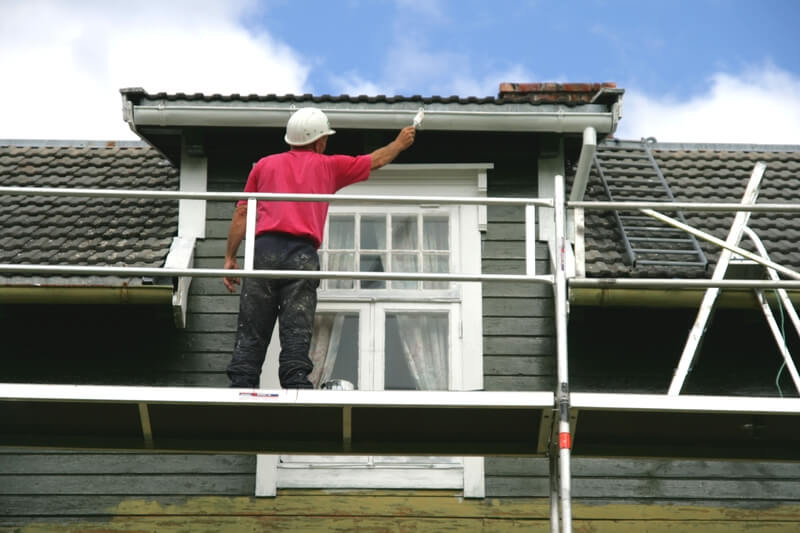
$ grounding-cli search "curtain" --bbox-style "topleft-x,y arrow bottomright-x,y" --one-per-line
308,314 -> 345,387
423,216 -> 448,250
395,313 -> 448,390
327,252 -> 354,289
392,216 -> 417,289
327,216 -> 354,289
423,216 -> 449,289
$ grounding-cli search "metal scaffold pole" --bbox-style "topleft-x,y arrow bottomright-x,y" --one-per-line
549,440 -> 560,533
553,174 -> 572,533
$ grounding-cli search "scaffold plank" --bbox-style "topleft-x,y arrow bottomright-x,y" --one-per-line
571,393 -> 800,461
0,384 -> 553,456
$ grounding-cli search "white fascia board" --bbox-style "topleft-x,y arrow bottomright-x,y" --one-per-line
569,127 -> 597,202
179,144 -> 208,239
164,236 -> 196,329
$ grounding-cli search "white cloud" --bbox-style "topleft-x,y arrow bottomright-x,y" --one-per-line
450,64 -> 535,99
329,73 -> 387,97
0,0 -> 310,140
376,42 -> 534,97
618,64 -> 800,145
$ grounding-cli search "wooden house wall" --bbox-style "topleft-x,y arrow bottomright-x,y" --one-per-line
479,169 -> 800,526
2,134 -> 800,531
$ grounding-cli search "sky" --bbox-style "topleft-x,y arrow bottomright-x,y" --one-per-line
1,0 -> 799,144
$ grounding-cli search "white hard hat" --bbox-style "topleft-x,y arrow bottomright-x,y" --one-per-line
284,107 -> 336,146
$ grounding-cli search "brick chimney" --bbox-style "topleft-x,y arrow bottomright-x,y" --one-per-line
498,82 -> 618,105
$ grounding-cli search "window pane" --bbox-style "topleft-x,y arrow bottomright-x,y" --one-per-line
360,216 -> 386,250
392,216 -> 417,250
391,253 -> 418,290
423,216 -> 448,251
423,253 -> 449,289
309,312 -> 359,388
360,254 -> 386,289
385,313 -> 448,390
328,252 -> 354,289
329,216 -> 354,249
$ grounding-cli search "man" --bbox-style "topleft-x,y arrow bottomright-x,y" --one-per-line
223,107 -> 416,388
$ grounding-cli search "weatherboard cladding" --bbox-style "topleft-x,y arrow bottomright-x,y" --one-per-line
0,141 -> 178,286
578,140 -> 800,278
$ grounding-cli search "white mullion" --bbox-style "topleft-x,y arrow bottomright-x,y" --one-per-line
383,213 -> 390,289
321,218 -> 329,291
354,213 -> 361,290
450,205 -> 458,272
370,303 -> 382,391
348,213 -> 357,292
386,213 -> 392,290
418,213 -> 425,290
447,207 -> 456,291
449,302 -> 461,391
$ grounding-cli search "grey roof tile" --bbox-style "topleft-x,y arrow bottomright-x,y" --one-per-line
0,141 -> 179,287
576,140 -> 800,279
120,83 -> 624,109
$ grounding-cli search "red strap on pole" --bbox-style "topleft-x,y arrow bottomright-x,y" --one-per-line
559,431 -> 571,450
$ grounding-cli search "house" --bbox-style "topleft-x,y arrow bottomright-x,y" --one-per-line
2,83 -> 800,532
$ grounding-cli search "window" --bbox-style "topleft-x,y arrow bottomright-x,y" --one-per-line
256,164 -> 490,497
323,210 -> 452,291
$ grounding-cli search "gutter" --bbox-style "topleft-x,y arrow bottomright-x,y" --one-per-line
0,286 -> 173,305
120,97 -> 174,163
125,104 -> 619,134
570,287 -> 800,309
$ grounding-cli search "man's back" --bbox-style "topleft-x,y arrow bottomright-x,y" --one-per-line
242,150 -> 371,247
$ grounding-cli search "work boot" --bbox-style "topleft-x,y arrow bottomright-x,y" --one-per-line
282,371 -> 314,389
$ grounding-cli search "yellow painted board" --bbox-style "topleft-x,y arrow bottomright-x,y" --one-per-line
108,494 -> 800,522
5,517 -> 800,533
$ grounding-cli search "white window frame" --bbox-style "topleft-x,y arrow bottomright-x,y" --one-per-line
321,205 -> 458,296
256,163 -> 490,498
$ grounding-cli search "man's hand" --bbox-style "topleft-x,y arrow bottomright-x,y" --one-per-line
395,125 -> 416,151
223,257 -> 241,293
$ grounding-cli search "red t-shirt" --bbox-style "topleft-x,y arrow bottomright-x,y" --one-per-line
238,150 -> 371,248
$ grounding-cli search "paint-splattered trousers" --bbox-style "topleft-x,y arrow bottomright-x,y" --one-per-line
227,232 -> 320,389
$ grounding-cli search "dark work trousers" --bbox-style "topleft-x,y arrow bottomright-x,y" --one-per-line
227,232 -> 320,389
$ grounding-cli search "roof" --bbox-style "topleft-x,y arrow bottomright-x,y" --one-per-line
578,139 -> 800,278
122,82 -> 622,108
122,83 -> 625,165
0,140 -> 179,287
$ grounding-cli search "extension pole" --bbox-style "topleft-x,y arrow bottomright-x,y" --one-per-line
553,174 -> 572,532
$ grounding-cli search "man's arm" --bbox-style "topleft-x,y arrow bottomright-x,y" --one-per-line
223,204 -> 248,292
369,126 -> 416,170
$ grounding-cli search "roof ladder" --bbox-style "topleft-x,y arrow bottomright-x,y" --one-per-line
593,139 -> 708,269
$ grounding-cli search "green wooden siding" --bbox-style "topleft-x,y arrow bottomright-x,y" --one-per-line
2,133 -> 799,530
482,170 -> 555,395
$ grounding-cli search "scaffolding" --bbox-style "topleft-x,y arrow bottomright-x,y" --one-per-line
2,169 -> 800,533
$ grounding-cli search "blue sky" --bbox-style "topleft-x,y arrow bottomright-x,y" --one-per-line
254,0 -> 799,98
1,0 -> 798,143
